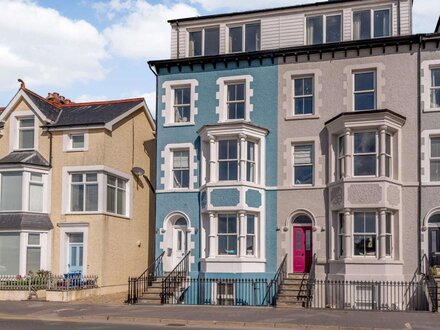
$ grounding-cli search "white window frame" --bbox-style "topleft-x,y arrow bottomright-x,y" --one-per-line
217,213 -> 238,256
430,135 -> 440,182
353,70 -> 377,111
337,135 -> 346,180
218,139 -> 240,182
69,172 -> 99,213
10,111 -> 38,152
187,26 -> 220,57
162,80 -> 198,127
106,175 -> 128,216
292,143 -> 314,186
292,76 -> 314,116
385,212 -> 393,258
226,22 -> 261,54
246,214 -> 257,256
352,7 -> 392,40
161,143 -> 197,191
62,166 -> 132,218
353,211 -> 378,258
352,131 -> 379,178
337,213 -> 344,259
213,281 -> 236,305
246,140 -> 257,183
172,149 -> 191,189
216,76 -> 253,123
26,232 -> 41,273
305,13 -> 342,45
172,86 -> 192,124
226,82 -> 246,120
385,133 -> 393,178
63,130 -> 89,152
430,68 -> 440,109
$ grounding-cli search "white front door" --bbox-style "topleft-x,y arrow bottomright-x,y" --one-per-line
172,226 -> 187,268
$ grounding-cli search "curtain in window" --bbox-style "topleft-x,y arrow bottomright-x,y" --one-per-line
0,233 -> 20,275
294,145 -> 313,165
0,172 -> 22,211
29,182 -> 43,212
26,247 -> 41,273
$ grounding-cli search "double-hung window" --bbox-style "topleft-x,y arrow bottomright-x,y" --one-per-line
246,215 -> 256,256
293,144 -> 314,185
218,214 -> 238,255
338,213 -> 344,258
71,135 -> 85,150
106,175 -> 127,215
353,132 -> 377,176
353,212 -> 377,257
29,173 -> 43,212
246,142 -> 256,182
338,135 -> 346,179
354,71 -> 376,111
70,173 -> 98,212
219,140 -> 239,181
229,23 -> 260,53
26,234 -> 41,273
189,27 -> 219,56
430,137 -> 440,182
0,172 -> 23,211
353,9 -> 390,40
173,87 -> 191,123
227,83 -> 246,120
293,77 -> 314,115
385,133 -> 392,178
18,117 -> 35,150
385,213 -> 392,257
173,150 -> 190,188
306,14 -> 342,45
431,68 -> 440,109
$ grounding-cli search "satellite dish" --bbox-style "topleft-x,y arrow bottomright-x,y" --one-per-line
132,167 -> 145,176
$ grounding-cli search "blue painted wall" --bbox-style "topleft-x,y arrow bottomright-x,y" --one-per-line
155,59 -> 278,278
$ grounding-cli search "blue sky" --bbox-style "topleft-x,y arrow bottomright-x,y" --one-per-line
0,0 -> 439,115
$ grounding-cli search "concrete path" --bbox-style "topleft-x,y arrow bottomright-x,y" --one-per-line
0,301 -> 438,330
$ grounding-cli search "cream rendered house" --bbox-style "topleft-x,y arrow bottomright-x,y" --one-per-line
0,81 -> 155,294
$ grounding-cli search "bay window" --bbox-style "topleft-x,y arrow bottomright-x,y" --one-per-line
106,175 -> 127,215
293,144 -> 314,185
306,14 -> 342,45
29,173 -> 43,212
0,233 -> 20,275
218,214 -> 238,255
246,215 -> 256,256
219,140 -> 239,181
338,213 -> 344,258
353,212 -> 377,257
26,233 -> 41,273
430,137 -> 440,182
71,173 -> 98,212
189,26 -> 219,57
338,135 -> 346,179
18,117 -> 35,150
353,132 -> 377,176
0,172 -> 22,211
385,213 -> 392,257
246,142 -> 256,182
228,23 -> 260,53
353,9 -> 390,40
431,68 -> 440,108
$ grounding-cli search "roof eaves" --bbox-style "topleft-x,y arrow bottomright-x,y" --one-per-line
436,17 -> 440,33
60,98 -> 144,108
324,109 -> 407,126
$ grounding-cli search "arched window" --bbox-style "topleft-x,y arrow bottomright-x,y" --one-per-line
174,217 -> 188,226
293,215 -> 313,225
429,214 -> 440,224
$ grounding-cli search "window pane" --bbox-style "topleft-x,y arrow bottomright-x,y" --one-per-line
246,236 -> 254,255
355,93 -> 375,111
107,186 -> 116,213
305,230 -> 312,251
247,215 -> 255,234
353,10 -> 371,40
71,185 -> 84,211
354,155 -> 377,176
1,172 -> 22,211
431,89 -> 440,108
72,174 -> 83,183
304,78 -> 313,95
386,236 -> 392,256
326,15 -> 342,43
189,31 -> 202,56
374,10 -> 390,38
204,27 -> 220,55
20,118 -> 34,127
31,173 -> 43,182
28,234 -> 40,245
69,233 -> 83,243
29,183 -> 43,212
354,213 -> 364,233
218,215 -> 227,234
245,23 -> 260,51
386,214 -> 392,234
0,233 -> 20,275
354,132 -> 376,153
85,184 -> 98,211
355,72 -> 375,91
72,135 -> 85,149
294,165 -> 313,185
26,247 -> 41,273
431,137 -> 440,158
107,175 -> 116,186
19,129 -> 34,149
229,26 -> 242,52
86,173 -> 97,182
117,188 -> 126,215
365,213 -> 376,232
228,215 -> 237,233
430,160 -> 440,181
295,79 -> 304,96
432,69 -> 440,87
386,134 -> 392,155
228,140 -> 238,159
306,16 -> 323,45
294,145 -> 313,164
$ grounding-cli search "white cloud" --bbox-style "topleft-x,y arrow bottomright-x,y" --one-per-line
0,0 -> 108,91
130,90 -> 157,117
413,0 -> 440,33
189,0 -> 317,11
75,94 -> 109,103
103,0 -> 198,59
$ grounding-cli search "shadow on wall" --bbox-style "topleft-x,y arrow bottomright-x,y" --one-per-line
144,137 -> 156,266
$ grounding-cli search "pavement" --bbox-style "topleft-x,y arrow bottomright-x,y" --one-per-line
0,300 -> 438,330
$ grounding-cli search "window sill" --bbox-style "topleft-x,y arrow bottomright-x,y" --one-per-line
329,259 -> 403,265
202,257 -> 266,263
423,108 -> 440,113
64,149 -> 88,153
329,177 -> 401,186
64,211 -> 130,219
202,181 -> 265,190
164,122 -> 195,127
285,114 -> 320,121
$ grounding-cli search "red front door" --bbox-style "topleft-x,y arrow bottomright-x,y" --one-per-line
293,226 -> 313,273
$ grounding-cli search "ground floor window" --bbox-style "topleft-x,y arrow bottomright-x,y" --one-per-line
353,212 -> 377,257
217,282 -> 235,305
0,233 -> 20,275
26,233 -> 41,273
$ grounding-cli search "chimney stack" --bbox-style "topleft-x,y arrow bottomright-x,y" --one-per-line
46,92 -> 73,106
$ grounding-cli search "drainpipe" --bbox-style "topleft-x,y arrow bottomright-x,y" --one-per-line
397,0 -> 401,36
48,129 -> 53,168
417,35 -> 422,273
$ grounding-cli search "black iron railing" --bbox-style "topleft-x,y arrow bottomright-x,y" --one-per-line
262,253 -> 287,306
309,279 -> 429,311
306,254 -> 317,308
420,254 -> 438,312
161,251 -> 190,304
127,251 -> 164,304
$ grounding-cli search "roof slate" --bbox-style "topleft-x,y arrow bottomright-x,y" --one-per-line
23,89 -> 60,122
0,213 -> 53,231
0,151 -> 50,167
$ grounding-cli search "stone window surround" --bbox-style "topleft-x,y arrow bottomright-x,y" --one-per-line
9,111 -> 39,152
63,130 -> 89,152
333,208 -> 398,262
0,168 -> 50,214
216,75 -> 254,123
161,143 -> 198,192
343,63 -> 385,112
421,60 -> 440,113
61,165 -> 132,218
162,79 -> 199,127
283,69 -> 322,121
421,129 -> 440,185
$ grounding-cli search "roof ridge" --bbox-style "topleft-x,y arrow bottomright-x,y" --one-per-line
22,88 -> 62,110
60,98 -> 144,107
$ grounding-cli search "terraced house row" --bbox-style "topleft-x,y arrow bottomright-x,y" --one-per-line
145,0 -> 440,310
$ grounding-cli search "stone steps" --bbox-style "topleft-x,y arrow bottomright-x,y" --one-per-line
276,273 -> 310,309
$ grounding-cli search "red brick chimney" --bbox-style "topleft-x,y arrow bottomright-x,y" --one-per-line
46,92 -> 73,105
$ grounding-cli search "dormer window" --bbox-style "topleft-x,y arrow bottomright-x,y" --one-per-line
189,26 -> 220,57
353,9 -> 390,40
228,23 -> 260,53
306,14 -> 342,45
18,117 -> 35,150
